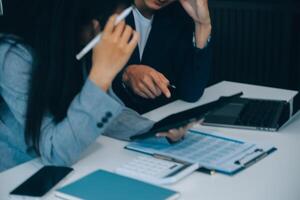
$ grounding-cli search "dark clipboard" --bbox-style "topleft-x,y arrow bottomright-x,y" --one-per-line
130,92 -> 243,140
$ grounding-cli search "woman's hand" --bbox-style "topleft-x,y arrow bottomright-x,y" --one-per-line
89,15 -> 139,91
156,121 -> 196,143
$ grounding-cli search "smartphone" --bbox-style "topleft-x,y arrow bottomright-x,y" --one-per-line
10,166 -> 73,198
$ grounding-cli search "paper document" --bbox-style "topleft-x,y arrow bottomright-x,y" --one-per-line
126,130 -> 276,174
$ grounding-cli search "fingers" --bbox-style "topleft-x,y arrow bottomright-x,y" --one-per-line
156,127 -> 188,142
139,72 -> 169,99
90,13 -> 141,91
142,76 -> 161,97
123,64 -> 173,99
119,25 -> 133,44
103,16 -> 139,53
136,71 -> 170,99
152,74 -> 171,98
157,129 -> 183,142
158,72 -> 170,86
133,87 -> 150,99
127,31 -> 139,53
112,20 -> 126,40
156,121 -> 196,143
185,122 -> 195,130
134,82 -> 156,99
102,15 -> 117,36
117,23 -> 139,55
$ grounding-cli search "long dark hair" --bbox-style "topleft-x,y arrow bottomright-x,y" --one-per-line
1,0 -> 132,154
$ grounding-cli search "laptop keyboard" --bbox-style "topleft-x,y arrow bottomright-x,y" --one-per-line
236,100 -> 282,127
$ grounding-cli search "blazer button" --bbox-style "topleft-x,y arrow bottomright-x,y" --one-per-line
97,122 -> 104,128
102,117 -> 108,123
106,112 -> 112,118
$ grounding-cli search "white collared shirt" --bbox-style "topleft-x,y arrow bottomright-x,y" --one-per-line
132,7 -> 153,60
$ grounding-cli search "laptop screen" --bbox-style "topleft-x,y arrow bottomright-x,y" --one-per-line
0,0 -> 3,15
292,91 -> 300,115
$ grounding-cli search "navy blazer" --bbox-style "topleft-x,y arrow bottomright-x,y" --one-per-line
113,2 -> 212,114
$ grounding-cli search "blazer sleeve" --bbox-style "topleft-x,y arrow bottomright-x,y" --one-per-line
0,42 -> 152,166
103,106 -> 154,141
174,27 -> 212,102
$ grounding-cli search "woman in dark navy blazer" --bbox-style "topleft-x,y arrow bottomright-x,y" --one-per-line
113,0 -> 212,113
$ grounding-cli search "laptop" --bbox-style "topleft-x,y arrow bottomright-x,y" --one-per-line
202,91 -> 300,131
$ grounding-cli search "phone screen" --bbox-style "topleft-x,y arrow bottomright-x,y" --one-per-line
10,166 -> 73,197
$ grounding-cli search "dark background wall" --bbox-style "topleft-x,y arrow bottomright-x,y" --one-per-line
209,0 -> 300,91
1,0 -> 299,91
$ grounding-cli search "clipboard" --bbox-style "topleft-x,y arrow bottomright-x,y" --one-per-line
126,130 -> 277,175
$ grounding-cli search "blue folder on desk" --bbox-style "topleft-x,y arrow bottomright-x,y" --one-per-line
126,130 -> 277,175
55,169 -> 179,200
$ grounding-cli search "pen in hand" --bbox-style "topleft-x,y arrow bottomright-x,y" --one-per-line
164,83 -> 176,98
76,6 -> 133,60
168,84 -> 176,89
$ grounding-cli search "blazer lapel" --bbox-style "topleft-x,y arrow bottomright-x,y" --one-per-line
126,13 -> 140,65
125,10 -> 178,67
141,13 -> 177,69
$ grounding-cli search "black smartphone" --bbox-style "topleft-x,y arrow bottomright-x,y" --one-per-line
10,166 -> 73,198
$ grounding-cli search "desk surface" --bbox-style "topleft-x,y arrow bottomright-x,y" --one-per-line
1,81 -> 300,200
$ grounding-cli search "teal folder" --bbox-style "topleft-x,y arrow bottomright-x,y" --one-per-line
55,169 -> 180,200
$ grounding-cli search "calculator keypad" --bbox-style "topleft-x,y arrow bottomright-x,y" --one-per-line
116,156 -> 183,180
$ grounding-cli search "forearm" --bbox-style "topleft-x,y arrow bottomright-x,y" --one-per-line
176,42 -> 212,102
103,107 -> 154,141
194,23 -> 212,49
179,0 -> 211,48
39,79 -> 123,166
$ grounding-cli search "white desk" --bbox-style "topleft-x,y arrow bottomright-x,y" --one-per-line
1,81 -> 300,200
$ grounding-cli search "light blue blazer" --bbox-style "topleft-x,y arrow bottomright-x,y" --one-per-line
0,37 -> 154,172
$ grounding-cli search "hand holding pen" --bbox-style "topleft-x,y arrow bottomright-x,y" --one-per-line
88,11 -> 139,91
122,64 -> 175,99
76,6 -> 134,60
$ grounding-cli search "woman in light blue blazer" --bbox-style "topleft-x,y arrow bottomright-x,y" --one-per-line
0,0 -> 187,172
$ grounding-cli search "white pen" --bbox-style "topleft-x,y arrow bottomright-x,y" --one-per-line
76,6 -> 133,60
